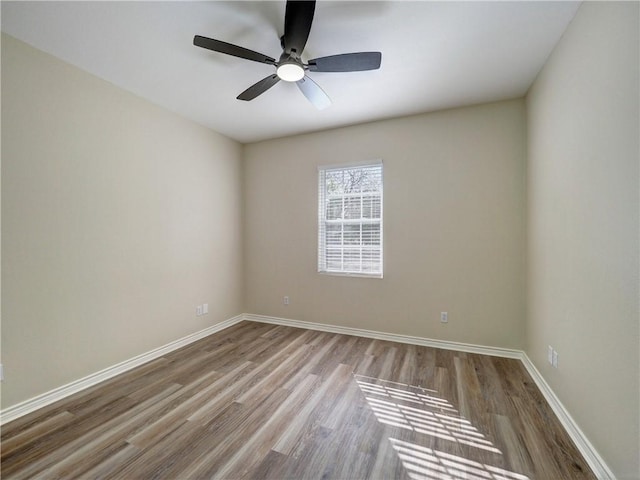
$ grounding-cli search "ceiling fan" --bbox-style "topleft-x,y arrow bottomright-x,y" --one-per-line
193,0 -> 382,110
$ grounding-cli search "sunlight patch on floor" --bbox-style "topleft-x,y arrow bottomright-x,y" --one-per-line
389,438 -> 530,480
356,377 -> 500,453
354,376 -> 530,480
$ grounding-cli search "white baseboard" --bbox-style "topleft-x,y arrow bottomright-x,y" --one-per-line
245,313 -> 614,479
520,353 -> 616,480
1,312 -> 614,479
0,314 -> 245,426
243,313 -> 523,359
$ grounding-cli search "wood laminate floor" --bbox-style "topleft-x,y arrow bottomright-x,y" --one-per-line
2,321 -> 595,479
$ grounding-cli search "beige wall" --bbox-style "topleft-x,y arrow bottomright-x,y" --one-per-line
244,99 -> 526,349
526,2 -> 639,478
1,34 -> 244,408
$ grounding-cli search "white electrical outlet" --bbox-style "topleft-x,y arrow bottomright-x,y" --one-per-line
440,312 -> 448,323
196,305 -> 203,316
284,296 -> 290,305
552,349 -> 559,368
203,303 -> 209,314
548,345 -> 554,364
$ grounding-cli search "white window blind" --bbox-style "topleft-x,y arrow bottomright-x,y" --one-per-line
318,161 -> 383,277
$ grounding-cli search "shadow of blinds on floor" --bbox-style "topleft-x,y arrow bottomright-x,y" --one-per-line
355,375 -> 530,480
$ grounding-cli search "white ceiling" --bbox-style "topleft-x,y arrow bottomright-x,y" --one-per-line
1,1 -> 580,143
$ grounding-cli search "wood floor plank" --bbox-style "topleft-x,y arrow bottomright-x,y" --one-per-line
127,364 -> 248,448
243,448 -> 292,479
0,411 -> 75,459
274,424 -> 337,479
51,384 -> 184,478
235,330 -> 318,406
178,391 -> 293,478
328,395 -> 391,480
281,334 -> 341,390
1,321 -> 596,480
80,443 -> 141,479
214,374 -> 320,479
108,420 -> 210,478
493,412 -> 536,476
272,363 -> 353,456
1,395 -> 138,478
5,384 -> 182,479
185,335 -> 314,425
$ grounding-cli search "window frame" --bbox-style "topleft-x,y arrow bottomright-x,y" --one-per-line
317,160 -> 383,279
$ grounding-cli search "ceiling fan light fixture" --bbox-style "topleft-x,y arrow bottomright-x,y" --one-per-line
277,62 -> 305,82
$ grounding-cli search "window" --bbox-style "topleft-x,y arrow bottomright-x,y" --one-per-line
318,161 -> 383,277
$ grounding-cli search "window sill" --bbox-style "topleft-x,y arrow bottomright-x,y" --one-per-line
318,271 -> 383,279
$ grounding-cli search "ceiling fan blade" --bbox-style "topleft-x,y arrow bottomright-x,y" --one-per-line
308,52 -> 382,72
237,74 -> 280,101
283,0 -> 315,56
194,35 -> 276,65
296,76 -> 331,110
